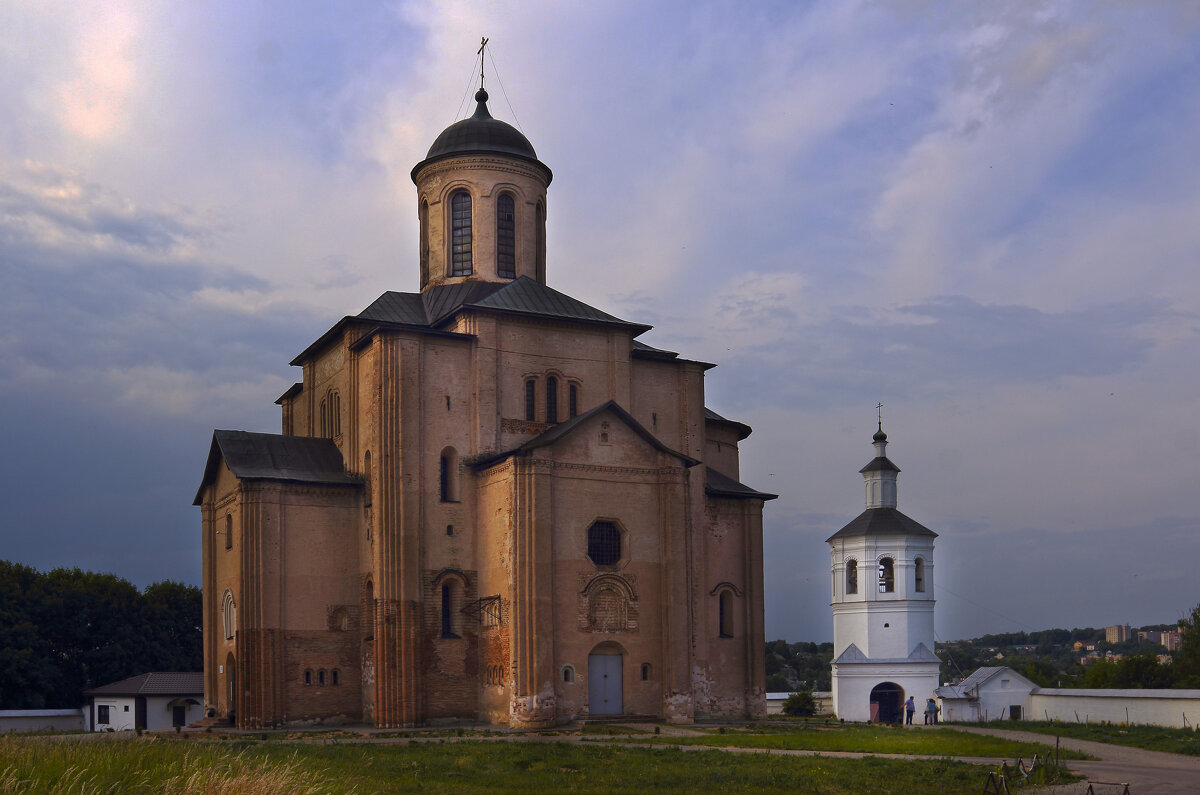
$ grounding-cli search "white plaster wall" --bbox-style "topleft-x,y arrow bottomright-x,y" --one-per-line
832,662 -> 939,722
830,536 -> 935,662
92,697 -> 136,731
143,696 -> 205,730
1031,690 -> 1200,729
0,709 -> 84,733
975,678 -> 1034,721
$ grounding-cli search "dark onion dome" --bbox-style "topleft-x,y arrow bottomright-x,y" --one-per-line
411,89 -> 552,184
873,425 -> 887,443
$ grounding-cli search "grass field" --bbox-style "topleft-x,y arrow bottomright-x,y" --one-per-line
963,720 -> 1200,756
584,723 -> 1090,759
0,733 -> 1075,794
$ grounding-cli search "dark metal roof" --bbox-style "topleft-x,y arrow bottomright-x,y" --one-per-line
357,277 -> 650,334
826,507 -> 937,542
411,89 -> 552,184
859,456 -> 900,473
706,466 -> 777,501
472,400 -> 698,470
84,672 -> 203,697
704,407 -> 753,441
632,340 -> 679,361
194,430 -> 361,504
274,382 -> 303,405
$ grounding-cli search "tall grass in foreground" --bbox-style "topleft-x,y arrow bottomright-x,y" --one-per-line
0,735 -> 346,794
0,734 -> 1077,793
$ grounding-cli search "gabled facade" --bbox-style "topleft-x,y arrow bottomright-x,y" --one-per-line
828,426 -> 939,722
194,87 -> 774,728
935,666 -> 1037,722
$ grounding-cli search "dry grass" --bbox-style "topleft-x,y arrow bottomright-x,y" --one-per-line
0,735 -> 348,794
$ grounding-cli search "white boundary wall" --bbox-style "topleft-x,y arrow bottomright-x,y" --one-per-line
1031,689 -> 1200,729
0,709 -> 84,733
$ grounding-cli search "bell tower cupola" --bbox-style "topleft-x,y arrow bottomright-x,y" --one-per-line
862,423 -> 900,509
411,87 -> 553,291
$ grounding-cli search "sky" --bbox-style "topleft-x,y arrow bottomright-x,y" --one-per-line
2,0 -> 1199,644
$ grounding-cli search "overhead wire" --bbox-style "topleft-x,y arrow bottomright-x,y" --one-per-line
486,46 -> 524,134
452,53 -> 480,123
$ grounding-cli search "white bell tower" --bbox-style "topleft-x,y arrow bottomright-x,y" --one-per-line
828,422 -> 939,722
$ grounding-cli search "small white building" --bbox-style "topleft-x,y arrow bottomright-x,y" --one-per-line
936,666 -> 1038,722
829,425 -> 940,722
84,672 -> 204,732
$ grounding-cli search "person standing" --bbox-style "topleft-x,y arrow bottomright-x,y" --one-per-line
925,697 -> 937,725
905,696 -> 916,725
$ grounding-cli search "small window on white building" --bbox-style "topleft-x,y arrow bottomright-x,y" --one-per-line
846,560 -> 858,594
914,557 -> 926,593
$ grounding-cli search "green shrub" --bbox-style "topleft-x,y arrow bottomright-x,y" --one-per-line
782,690 -> 817,717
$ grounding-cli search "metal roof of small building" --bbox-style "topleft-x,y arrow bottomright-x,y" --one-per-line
826,506 -> 937,542
84,672 -> 203,697
194,430 -> 362,504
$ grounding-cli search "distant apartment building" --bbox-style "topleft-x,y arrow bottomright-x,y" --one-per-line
1105,625 -> 1131,643
1136,629 -> 1183,651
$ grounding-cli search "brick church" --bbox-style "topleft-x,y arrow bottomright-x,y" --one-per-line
194,85 -> 775,728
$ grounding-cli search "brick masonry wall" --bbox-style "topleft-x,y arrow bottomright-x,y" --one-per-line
282,630 -> 362,724
420,569 -> 480,719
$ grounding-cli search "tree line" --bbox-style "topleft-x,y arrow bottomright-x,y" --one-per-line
768,604 -> 1200,693
0,561 -> 202,709
938,606 -> 1200,690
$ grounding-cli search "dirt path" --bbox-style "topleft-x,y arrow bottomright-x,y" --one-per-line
951,726 -> 1200,794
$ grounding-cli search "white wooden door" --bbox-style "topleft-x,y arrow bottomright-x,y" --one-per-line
588,653 -> 622,715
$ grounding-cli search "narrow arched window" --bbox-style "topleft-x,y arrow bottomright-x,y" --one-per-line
221,590 -> 237,640
846,560 -> 858,594
569,384 -> 578,418
363,450 -> 372,509
331,391 -> 341,437
535,202 -> 546,282
914,558 -> 926,593
319,398 -> 328,437
318,669 -> 326,686
525,379 -> 536,421
878,557 -> 895,593
439,447 -> 458,502
497,193 -> 515,278
562,665 -> 574,683
332,669 -> 340,685
419,199 -> 430,287
450,191 -> 472,276
546,376 -> 558,423
304,669 -> 312,685
641,663 -> 651,681
441,583 -> 460,638
224,514 -> 233,550
719,590 -> 734,638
